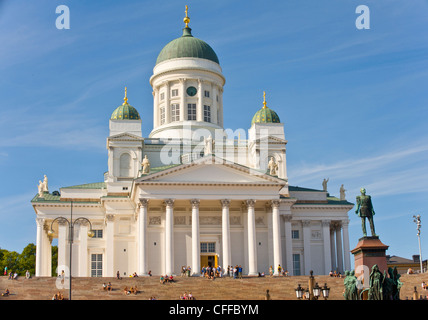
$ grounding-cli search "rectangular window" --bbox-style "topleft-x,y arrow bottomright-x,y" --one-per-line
291,230 -> 299,239
160,92 -> 165,101
187,103 -> 196,120
204,90 -> 210,98
91,254 -> 103,277
200,242 -> 215,253
92,230 -> 103,239
171,89 -> 178,97
171,104 -> 180,122
292,254 -> 301,276
204,105 -> 211,122
160,107 -> 165,125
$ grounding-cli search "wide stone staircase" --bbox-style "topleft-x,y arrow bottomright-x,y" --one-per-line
1,273 -> 427,300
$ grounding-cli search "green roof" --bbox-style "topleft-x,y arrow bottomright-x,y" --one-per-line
289,186 -> 324,192
31,192 -> 61,203
251,106 -> 281,125
156,27 -> 219,65
111,102 -> 141,120
61,182 -> 106,189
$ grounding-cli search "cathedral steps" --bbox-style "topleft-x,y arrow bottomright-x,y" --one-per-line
1,273 -> 427,300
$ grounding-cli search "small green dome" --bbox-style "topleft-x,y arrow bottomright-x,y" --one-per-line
111,102 -> 141,120
251,92 -> 281,125
251,107 -> 281,125
156,27 -> 219,65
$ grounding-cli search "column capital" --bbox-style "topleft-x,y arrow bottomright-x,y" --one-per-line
190,199 -> 200,209
139,198 -> 149,208
105,214 -> 115,222
246,199 -> 256,208
271,199 -> 281,208
302,220 -> 311,227
283,214 -> 293,222
36,217 -> 45,226
164,198 -> 174,207
220,199 -> 231,208
321,220 -> 331,228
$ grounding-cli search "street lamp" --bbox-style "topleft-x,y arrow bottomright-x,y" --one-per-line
413,215 -> 423,274
295,284 -> 304,299
312,282 -> 321,300
48,201 -> 94,300
321,283 -> 330,300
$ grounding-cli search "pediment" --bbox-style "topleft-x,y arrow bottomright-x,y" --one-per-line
257,135 -> 288,144
135,155 -> 287,186
108,132 -> 143,141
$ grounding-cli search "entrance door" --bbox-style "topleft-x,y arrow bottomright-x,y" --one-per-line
201,255 -> 218,268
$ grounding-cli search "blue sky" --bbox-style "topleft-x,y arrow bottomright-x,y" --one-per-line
0,0 -> 427,266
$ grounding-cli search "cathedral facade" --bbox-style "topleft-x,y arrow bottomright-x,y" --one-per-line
32,10 -> 353,278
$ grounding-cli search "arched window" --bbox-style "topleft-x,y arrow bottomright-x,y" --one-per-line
120,153 -> 131,177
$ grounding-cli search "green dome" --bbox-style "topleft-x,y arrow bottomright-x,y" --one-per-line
111,102 -> 141,120
251,107 -> 281,125
156,27 -> 219,65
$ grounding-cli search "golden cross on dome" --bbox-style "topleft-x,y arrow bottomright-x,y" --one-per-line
184,5 -> 190,27
263,91 -> 267,109
124,87 -> 128,104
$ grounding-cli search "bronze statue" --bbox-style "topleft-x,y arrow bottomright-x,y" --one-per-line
368,264 -> 383,300
355,188 -> 377,237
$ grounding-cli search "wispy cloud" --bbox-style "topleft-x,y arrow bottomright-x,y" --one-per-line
289,142 -> 428,197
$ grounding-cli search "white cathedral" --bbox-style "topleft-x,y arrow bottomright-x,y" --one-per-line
32,9 -> 353,278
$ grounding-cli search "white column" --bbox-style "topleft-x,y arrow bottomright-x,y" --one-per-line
271,200 -> 282,275
105,214 -> 115,277
330,226 -> 337,271
283,215 -> 293,276
164,199 -> 174,275
180,78 -> 186,121
191,199 -> 200,276
57,219 -> 68,276
212,84 -> 218,125
221,199 -> 231,271
165,81 -> 171,124
322,220 -> 332,275
79,223 -> 88,277
302,220 -> 312,275
335,223 -> 344,273
153,87 -> 159,127
35,218 -> 44,277
218,87 -> 224,127
138,199 -> 149,276
246,199 -> 257,276
44,225 -> 52,276
197,78 -> 203,121
342,219 -> 351,271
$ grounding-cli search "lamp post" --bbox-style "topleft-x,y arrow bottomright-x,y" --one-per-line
48,201 -> 94,300
321,283 -> 330,300
295,281 -> 330,300
312,282 -> 321,300
295,284 -> 304,300
413,215 -> 423,274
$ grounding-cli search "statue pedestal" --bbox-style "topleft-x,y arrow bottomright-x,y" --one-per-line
351,236 -> 389,276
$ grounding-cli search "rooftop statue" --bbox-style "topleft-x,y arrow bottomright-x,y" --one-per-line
340,184 -> 346,200
355,188 -> 377,237
322,178 -> 329,192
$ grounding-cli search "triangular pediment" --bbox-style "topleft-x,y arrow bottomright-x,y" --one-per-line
257,135 -> 288,144
108,132 -> 143,141
135,155 -> 287,186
